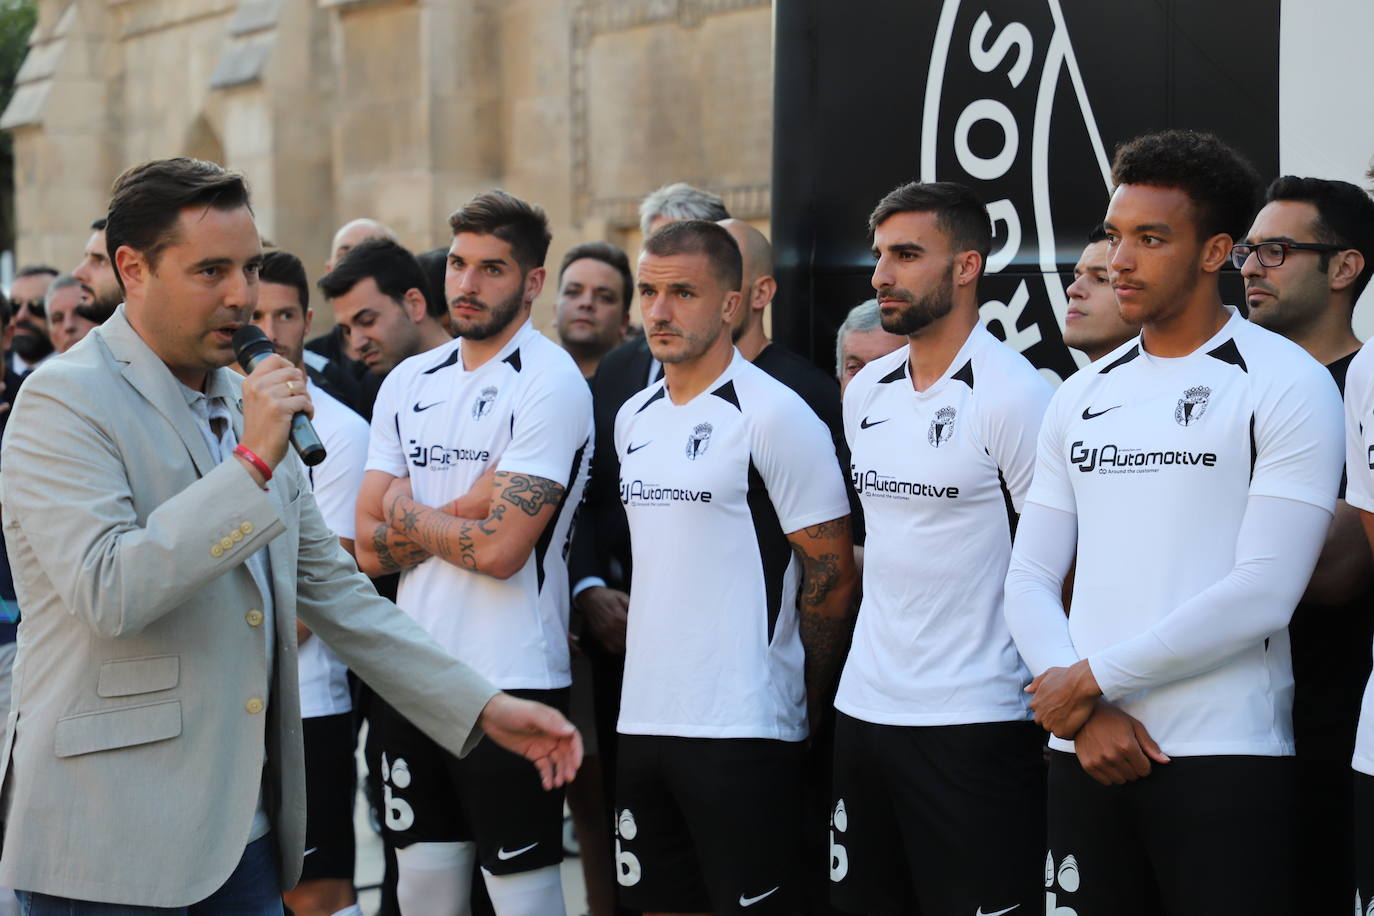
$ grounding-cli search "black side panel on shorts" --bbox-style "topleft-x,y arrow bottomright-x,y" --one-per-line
747,458 -> 793,643
533,438 -> 589,593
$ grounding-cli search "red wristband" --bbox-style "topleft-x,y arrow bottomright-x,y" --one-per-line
233,444 -> 272,482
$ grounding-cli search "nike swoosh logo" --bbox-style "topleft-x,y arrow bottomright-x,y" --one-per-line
739,887 -> 780,907
627,441 -> 651,454
303,847 -> 317,857
496,841 -> 538,861
860,416 -> 889,429
975,906 -> 1019,916
1081,405 -> 1121,420
413,401 -> 443,412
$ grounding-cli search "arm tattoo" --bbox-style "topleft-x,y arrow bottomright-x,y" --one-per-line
802,516 -> 851,541
372,521 -> 429,572
799,550 -> 842,610
500,474 -> 565,517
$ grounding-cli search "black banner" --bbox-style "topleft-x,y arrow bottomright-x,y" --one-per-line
772,0 -> 1280,380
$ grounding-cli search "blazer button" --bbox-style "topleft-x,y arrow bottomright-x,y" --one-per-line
230,529 -> 244,543
245,698 -> 264,714
211,544 -> 224,558
240,522 -> 254,535
220,536 -> 234,551
245,609 -> 264,627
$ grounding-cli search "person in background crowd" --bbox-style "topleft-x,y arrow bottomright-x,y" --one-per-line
1238,175 -> 1374,912
73,218 -> 124,318
43,276 -> 88,355
612,219 -> 856,915
833,182 -> 1052,916
638,182 -> 729,238
7,265 -> 57,375
1063,224 -> 1138,363
320,239 -> 452,377
307,218 -> 400,393
554,241 -> 633,380
834,299 -> 907,397
552,238 -> 635,916
1005,130 -> 1343,915
238,248 -> 373,916
356,190 -> 592,916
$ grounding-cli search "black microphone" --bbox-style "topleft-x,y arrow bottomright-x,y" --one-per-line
232,325 -> 327,467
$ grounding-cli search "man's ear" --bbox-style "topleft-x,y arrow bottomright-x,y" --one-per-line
722,289 -> 744,328
1199,233 -> 1233,274
114,246 -> 148,301
523,266 -> 546,304
954,250 -> 982,288
1329,249 -> 1365,294
303,308 -> 314,337
403,288 -> 429,323
753,275 -> 777,313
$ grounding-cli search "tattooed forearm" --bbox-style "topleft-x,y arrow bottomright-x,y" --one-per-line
499,473 -> 565,517
371,522 -> 430,572
800,551 -> 842,609
791,518 -> 859,711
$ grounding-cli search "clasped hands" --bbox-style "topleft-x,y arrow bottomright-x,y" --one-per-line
1027,659 -> 1169,786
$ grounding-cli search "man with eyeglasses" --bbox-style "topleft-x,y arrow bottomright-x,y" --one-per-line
1241,176 -> 1374,910
1004,131 -> 1344,914
7,265 -> 57,376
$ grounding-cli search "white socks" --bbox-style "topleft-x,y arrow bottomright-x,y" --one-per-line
480,864 -> 565,916
395,841 -> 476,916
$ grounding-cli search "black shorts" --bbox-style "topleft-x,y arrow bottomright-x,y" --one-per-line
1047,749 -> 1295,915
614,734 -> 803,914
300,712 -> 358,882
829,715 -> 1045,916
363,688 -> 568,876
1354,770 -> 1374,909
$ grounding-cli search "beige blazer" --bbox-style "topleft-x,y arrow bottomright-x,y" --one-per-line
0,308 -> 498,906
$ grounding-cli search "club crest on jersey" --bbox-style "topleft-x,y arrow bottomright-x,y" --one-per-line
1174,386 -> 1210,426
472,386 -> 498,420
686,422 -> 712,460
928,406 -> 957,447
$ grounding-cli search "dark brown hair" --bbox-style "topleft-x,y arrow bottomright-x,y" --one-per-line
448,189 -> 552,271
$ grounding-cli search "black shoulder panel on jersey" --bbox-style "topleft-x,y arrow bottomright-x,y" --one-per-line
422,349 -> 460,374
711,379 -> 742,411
1206,338 -> 1248,373
1249,413 -> 1257,481
878,361 -> 908,384
1098,344 -> 1141,375
534,437 -> 588,594
746,459 -> 792,644
634,386 -> 667,414
952,359 -> 974,389
503,350 -> 523,373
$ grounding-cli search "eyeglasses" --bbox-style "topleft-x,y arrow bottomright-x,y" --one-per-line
1230,241 -> 1344,270
12,299 -> 44,319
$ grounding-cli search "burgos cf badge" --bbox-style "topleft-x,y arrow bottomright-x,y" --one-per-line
1175,386 -> 1210,427
472,386 -> 498,420
686,423 -> 712,460
928,406 -> 957,447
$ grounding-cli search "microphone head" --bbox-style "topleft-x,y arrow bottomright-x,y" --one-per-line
232,324 -> 275,372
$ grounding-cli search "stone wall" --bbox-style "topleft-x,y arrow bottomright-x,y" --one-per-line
2,0 -> 773,330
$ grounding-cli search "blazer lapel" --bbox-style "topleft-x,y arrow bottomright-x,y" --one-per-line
97,308 -> 217,479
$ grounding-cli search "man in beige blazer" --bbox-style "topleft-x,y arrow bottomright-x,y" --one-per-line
0,158 -> 581,914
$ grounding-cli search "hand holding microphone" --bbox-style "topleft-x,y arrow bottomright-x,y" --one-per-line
232,325 -> 326,472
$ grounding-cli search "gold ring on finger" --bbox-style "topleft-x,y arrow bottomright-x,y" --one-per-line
286,380 -> 296,393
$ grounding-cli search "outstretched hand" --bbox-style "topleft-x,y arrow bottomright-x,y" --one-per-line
478,692 -> 583,790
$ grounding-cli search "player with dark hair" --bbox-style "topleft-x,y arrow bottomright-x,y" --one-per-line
355,190 -> 592,916
612,219 -> 855,915
1005,130 -> 1344,914
1239,175 -> 1374,909
830,182 -> 1052,915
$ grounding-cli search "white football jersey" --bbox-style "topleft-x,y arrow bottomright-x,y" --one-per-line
1341,340 -> 1374,776
1032,309 -> 1341,756
835,324 -> 1052,726
298,381 -> 370,718
366,322 -> 593,690
615,351 -> 851,740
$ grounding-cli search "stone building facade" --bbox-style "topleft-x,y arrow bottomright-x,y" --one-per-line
1,0 -> 774,328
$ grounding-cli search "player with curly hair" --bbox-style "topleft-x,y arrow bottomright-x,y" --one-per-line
1005,130 -> 1345,914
